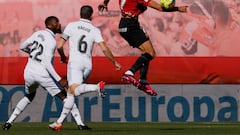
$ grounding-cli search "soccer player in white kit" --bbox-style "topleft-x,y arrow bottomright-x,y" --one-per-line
49,5 -> 121,131
2,16 -> 87,131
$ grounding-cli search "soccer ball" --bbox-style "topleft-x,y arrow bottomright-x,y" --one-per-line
160,0 -> 176,9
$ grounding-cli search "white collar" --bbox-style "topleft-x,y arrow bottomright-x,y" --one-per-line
80,18 -> 92,23
45,28 -> 55,38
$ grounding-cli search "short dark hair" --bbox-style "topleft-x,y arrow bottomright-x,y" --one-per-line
80,5 -> 93,19
45,16 -> 59,28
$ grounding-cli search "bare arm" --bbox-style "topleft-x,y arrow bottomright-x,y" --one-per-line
98,0 -> 110,11
98,41 -> 121,70
57,38 -> 67,63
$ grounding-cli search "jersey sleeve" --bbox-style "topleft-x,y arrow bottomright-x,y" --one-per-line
42,38 -> 61,81
19,33 -> 36,53
94,28 -> 104,43
62,23 -> 71,39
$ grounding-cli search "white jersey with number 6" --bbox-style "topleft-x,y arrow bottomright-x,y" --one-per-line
62,19 -> 104,85
63,19 -> 104,63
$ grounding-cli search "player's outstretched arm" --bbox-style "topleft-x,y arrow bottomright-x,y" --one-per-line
174,6 -> 188,12
98,41 -> 121,71
19,42 -> 32,54
57,38 -> 68,63
19,34 -> 35,54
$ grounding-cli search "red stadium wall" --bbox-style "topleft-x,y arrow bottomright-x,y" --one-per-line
1,57 -> 240,85
2,0 -> 240,123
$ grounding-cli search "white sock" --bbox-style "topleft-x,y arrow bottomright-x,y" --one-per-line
71,104 -> 84,126
125,70 -> 134,76
7,97 -> 30,123
74,84 -> 98,96
57,93 -> 74,124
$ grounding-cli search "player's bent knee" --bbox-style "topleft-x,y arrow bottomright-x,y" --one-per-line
149,52 -> 156,58
69,84 -> 79,95
142,53 -> 154,61
139,42 -> 156,57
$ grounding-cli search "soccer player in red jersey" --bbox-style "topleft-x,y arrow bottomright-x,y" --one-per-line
99,0 -> 188,96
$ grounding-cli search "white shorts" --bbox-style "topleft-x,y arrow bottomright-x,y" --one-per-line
67,61 -> 92,86
24,67 -> 62,96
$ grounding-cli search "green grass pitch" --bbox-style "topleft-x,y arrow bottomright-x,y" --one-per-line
0,122 -> 240,135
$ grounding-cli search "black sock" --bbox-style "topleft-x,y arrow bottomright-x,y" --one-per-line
129,53 -> 153,74
140,62 -> 149,82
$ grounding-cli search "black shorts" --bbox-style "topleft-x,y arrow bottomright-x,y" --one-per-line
118,17 -> 149,48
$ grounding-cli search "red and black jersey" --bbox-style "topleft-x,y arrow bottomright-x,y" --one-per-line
119,0 -> 151,17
